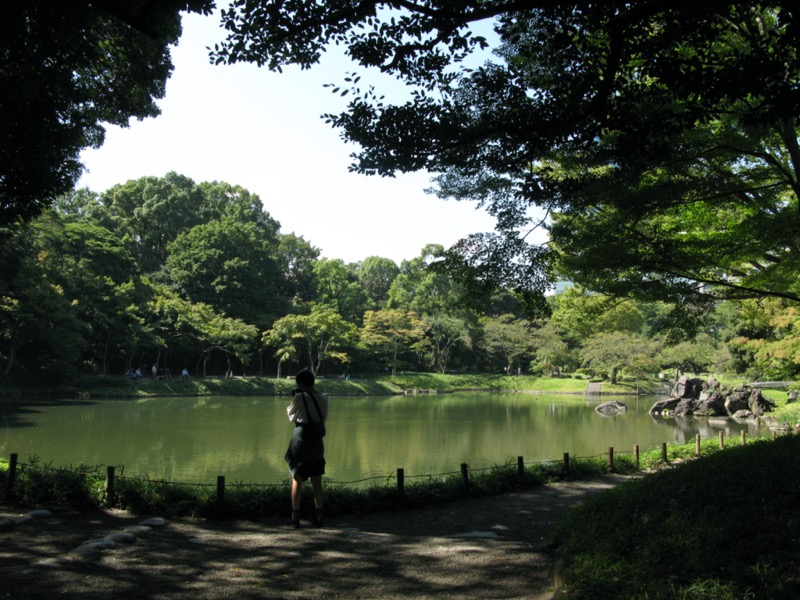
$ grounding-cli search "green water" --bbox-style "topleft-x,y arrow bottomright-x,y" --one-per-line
0,392 -> 763,485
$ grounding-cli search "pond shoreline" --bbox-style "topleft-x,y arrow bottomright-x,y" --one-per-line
0,373 -> 663,403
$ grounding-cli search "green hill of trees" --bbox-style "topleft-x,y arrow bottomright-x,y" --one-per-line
3,174 -> 800,390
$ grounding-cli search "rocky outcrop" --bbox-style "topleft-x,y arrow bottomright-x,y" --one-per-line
649,376 -> 776,418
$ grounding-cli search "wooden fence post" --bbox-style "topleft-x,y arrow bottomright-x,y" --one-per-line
719,431 -> 725,449
661,442 -> 668,463
563,452 -> 570,473
397,468 -> 404,496
741,430 -> 747,446
105,466 -> 116,508
695,434 -> 701,457
634,445 -> 640,470
460,463 -> 469,490
607,447 -> 614,470
5,453 -> 18,501
517,456 -> 525,478
217,475 -> 225,503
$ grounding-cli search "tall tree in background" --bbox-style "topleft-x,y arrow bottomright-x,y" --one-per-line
360,309 -> 425,375
422,314 -> 472,374
32,214 -> 138,375
161,216 -> 285,329
357,256 -> 400,307
581,331 -> 660,384
387,245 -> 467,316
480,314 -> 534,375
529,322 -> 575,375
0,1 -> 214,225
312,258 -> 370,324
0,223 -> 85,382
263,304 -> 358,376
277,233 -> 320,304
211,1 -> 800,311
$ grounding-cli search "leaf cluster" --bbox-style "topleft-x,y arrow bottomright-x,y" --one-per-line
0,1 -> 214,225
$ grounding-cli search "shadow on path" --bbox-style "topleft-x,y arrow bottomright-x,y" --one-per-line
1,477 -> 633,599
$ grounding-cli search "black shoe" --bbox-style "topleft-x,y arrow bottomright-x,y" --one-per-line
291,511 -> 301,528
314,509 -> 324,527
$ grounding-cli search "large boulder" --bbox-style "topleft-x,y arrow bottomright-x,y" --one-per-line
671,376 -> 706,399
650,377 -> 775,418
693,391 -> 726,416
649,396 -> 682,415
595,401 -> 629,416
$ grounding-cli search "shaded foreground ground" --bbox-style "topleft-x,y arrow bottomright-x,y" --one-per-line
1,476 -> 634,599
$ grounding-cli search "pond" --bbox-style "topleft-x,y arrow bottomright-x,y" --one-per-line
0,392 -> 765,486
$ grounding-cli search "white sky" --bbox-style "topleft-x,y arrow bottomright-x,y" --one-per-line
77,10 -> 500,265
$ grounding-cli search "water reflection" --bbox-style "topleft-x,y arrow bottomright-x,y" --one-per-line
0,393 -> 767,485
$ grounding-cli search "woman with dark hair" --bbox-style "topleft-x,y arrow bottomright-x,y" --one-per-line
284,368 -> 328,527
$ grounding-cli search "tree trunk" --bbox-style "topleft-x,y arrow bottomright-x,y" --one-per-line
101,331 -> 110,376
610,366 -> 618,385
1,342 -> 16,379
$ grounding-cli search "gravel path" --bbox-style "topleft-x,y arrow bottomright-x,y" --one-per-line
1,476 -> 633,599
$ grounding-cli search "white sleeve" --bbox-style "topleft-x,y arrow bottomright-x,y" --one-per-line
287,394 -> 303,422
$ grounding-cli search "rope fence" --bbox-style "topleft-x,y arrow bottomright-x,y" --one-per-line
0,429 -> 772,506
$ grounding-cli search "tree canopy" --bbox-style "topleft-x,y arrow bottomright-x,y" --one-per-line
211,1 -> 800,311
5,171 -> 800,384
0,0 -> 213,225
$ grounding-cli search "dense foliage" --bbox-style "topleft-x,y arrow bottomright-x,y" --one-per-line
212,1 -> 800,312
3,173 -> 800,387
0,0 -> 214,225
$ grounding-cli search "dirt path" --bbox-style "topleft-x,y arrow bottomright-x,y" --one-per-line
1,476 -> 633,599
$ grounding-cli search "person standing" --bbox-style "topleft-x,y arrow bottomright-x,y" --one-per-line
284,368 -> 328,528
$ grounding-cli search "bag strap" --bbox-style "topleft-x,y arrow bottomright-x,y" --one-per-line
301,391 -> 324,424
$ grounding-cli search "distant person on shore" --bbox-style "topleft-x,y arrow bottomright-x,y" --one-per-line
284,368 -> 328,528
181,367 -> 190,381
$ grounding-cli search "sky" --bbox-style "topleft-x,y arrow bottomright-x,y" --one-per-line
77,9 -> 501,266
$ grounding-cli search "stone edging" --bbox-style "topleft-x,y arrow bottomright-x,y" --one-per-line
0,508 -> 167,569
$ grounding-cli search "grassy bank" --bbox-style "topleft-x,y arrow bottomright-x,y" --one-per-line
550,433 -> 800,599
2,371 -> 668,401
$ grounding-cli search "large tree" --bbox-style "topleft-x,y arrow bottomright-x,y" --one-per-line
480,314 -> 534,374
580,331 -> 661,384
357,256 -> 400,307
211,1 -> 800,311
95,172 -> 207,273
162,217 -> 285,329
0,222 -> 85,382
263,304 -> 358,376
312,258 -> 370,323
1,1 -> 214,226
360,308 -> 425,376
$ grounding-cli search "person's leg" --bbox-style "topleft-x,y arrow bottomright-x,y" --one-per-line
311,475 -> 323,509
291,476 -> 304,510
291,476 -> 302,527
311,475 -> 324,526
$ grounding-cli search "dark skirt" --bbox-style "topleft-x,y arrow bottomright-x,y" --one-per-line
284,425 -> 325,481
